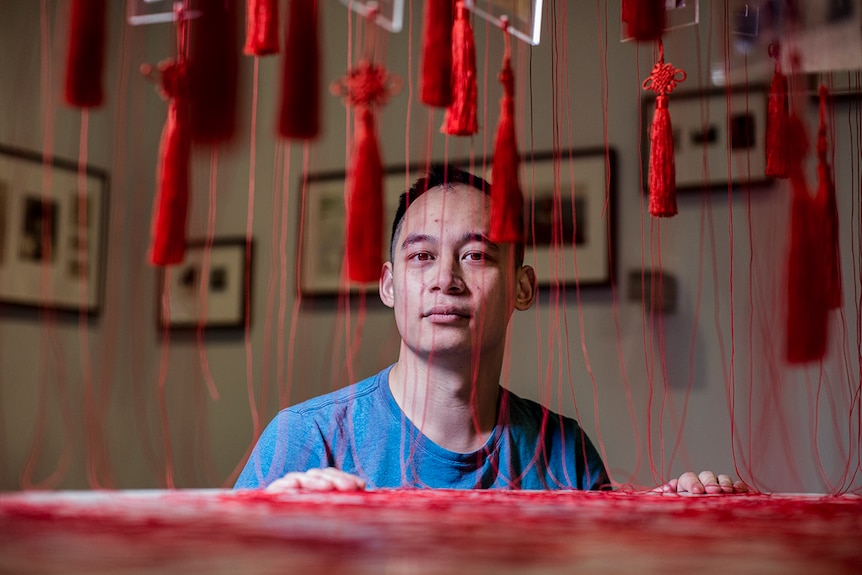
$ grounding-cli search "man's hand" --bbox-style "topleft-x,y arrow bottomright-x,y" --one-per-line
265,468 -> 367,492
657,471 -> 748,495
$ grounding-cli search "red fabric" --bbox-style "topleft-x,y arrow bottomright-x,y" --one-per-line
420,0 -> 453,108
346,108 -> 384,283
621,0 -> 665,42
188,0 -> 239,144
244,0 -> 280,56
441,2 -> 478,136
648,95 -> 677,217
278,0 -> 321,140
816,86 -> 842,310
785,115 -> 829,364
64,0 -> 106,108
765,54 -> 789,178
490,44 -> 523,244
149,61 -> 191,266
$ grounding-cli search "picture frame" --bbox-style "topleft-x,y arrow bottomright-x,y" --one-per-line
0,145 -> 108,314
525,149 -> 616,288
465,0 -> 543,46
157,238 -> 252,330
298,149 -> 615,296
642,88 -> 769,192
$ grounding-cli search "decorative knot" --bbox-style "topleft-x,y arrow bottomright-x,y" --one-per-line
642,58 -> 686,97
331,59 -> 402,109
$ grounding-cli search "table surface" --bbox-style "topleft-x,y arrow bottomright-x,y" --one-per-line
1,489 -> 861,574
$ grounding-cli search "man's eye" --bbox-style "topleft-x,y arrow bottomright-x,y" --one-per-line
411,252 -> 433,261
464,252 -> 486,262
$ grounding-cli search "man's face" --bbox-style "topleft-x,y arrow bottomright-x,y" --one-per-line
379,184 -> 534,360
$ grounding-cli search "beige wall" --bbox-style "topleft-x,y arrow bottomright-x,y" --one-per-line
0,1 -> 858,493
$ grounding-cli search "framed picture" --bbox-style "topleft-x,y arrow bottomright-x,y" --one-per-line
642,88 -> 769,191
0,145 -> 108,314
524,149 -> 615,288
298,150 -> 615,296
157,238 -> 252,329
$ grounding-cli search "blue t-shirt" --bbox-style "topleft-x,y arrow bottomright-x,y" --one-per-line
235,365 -> 609,490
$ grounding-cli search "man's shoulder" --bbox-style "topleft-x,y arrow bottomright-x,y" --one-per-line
285,366 -> 391,416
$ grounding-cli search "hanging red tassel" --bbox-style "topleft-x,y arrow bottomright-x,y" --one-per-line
642,41 -> 685,218
621,0 -> 665,42
489,27 -> 523,244
278,0 -> 321,139
244,0 -> 279,56
765,43 -> 789,178
64,0 -> 106,107
785,115 -> 829,363
420,0 -> 453,108
816,85 -> 842,310
345,108 -> 384,282
332,55 -> 399,282
188,0 -> 238,144
149,59 -> 192,266
441,1 -> 478,136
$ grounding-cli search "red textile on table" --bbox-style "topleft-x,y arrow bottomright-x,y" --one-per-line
149,60 -> 191,266
188,0 -> 238,144
489,32 -> 523,244
64,0 -> 106,108
278,0 -> 321,139
420,0 -> 453,108
243,0 -> 279,56
642,43 -> 685,218
765,45 -> 789,179
345,108 -> 384,283
785,115 -> 829,364
441,2 -> 478,136
621,0 -> 665,42
816,86 -> 842,310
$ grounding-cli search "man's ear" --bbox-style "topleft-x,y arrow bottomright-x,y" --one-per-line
514,265 -> 537,311
379,262 -> 395,308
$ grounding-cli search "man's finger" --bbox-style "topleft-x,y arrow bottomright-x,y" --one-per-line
698,470 -> 721,493
677,471 -> 704,494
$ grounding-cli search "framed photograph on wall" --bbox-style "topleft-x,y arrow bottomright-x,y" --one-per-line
0,145 -> 108,314
524,149 -> 616,288
158,238 -> 253,329
642,88 -> 769,191
299,150 -> 615,296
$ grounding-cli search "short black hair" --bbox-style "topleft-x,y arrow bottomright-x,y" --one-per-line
389,163 -> 524,267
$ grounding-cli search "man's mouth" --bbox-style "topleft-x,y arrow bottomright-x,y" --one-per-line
424,306 -> 471,322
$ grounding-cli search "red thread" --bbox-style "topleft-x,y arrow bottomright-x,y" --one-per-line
816,86 -> 842,310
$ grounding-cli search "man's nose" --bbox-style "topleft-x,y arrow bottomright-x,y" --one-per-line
430,254 -> 465,293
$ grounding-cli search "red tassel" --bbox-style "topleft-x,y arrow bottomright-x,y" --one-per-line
188,0 -> 239,144
642,42 -> 685,218
278,0 -> 321,139
816,86 -> 842,310
64,0 -> 106,107
346,108 -> 384,283
420,0 -> 453,107
244,0 -> 280,56
149,60 -> 191,266
489,32 -> 523,244
441,2 -> 478,136
621,0 -> 666,42
765,44 -> 789,178
785,115 -> 829,363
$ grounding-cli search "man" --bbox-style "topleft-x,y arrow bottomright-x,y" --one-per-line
235,165 -> 745,494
